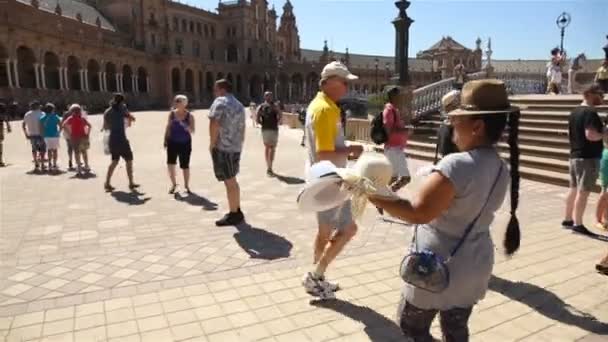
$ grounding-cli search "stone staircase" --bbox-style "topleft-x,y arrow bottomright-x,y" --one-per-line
406,95 -> 608,188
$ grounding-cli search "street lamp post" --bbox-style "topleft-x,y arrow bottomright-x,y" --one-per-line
374,58 -> 379,94
556,12 -> 571,53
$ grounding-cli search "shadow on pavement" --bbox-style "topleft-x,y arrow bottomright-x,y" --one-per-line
311,299 -> 404,341
69,172 -> 97,179
233,223 -> 293,260
489,275 -> 608,334
274,173 -> 305,185
111,190 -> 151,205
572,231 -> 608,242
174,192 -> 218,211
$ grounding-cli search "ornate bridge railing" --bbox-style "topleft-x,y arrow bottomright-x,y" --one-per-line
412,71 -> 547,120
412,77 -> 455,118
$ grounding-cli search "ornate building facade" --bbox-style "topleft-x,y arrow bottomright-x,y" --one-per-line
0,0 -> 479,112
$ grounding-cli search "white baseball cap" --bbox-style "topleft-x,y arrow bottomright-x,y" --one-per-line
321,61 -> 358,81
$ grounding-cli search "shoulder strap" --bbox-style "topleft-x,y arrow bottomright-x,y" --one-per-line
448,158 -> 504,258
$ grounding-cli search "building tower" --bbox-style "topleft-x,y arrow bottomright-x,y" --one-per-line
277,0 -> 301,62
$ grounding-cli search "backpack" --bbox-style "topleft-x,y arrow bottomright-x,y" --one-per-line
370,111 -> 388,145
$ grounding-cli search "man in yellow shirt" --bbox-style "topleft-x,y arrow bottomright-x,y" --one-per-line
595,59 -> 608,93
302,61 -> 363,299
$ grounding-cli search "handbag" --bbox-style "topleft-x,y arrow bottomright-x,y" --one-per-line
399,161 -> 503,293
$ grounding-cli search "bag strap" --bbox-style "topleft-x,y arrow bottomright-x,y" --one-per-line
448,159 -> 504,259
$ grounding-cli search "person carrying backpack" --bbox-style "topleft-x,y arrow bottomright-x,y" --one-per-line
382,86 -> 411,191
435,90 -> 461,163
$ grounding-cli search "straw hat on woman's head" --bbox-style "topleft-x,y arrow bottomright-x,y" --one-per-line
448,80 -> 518,116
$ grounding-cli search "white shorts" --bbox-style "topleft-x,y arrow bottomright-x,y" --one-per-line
384,147 -> 410,178
44,137 -> 60,150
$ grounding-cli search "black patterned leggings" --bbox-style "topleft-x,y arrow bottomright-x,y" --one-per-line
397,297 -> 473,342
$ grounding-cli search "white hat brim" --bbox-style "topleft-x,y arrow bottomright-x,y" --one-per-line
346,74 -> 359,80
448,106 -> 519,116
297,176 -> 350,212
334,168 -> 400,201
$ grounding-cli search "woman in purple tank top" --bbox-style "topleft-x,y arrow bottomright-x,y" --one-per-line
164,95 -> 196,193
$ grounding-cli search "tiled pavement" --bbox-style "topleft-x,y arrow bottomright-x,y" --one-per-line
1,110 -> 607,341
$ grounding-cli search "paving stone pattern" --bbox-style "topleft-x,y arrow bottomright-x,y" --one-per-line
0,111 -> 606,341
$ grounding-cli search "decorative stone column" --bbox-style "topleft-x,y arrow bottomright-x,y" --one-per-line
392,0 -> 414,124
83,69 -> 89,91
79,69 -> 85,91
40,64 -> 46,89
102,72 -> 107,92
5,59 -> 13,88
132,75 -> 137,94
34,63 -> 41,89
12,60 -> 20,88
116,74 -> 121,92
58,67 -> 64,90
288,82 -> 292,102
63,67 -> 69,90
98,72 -> 103,92
146,76 -> 150,93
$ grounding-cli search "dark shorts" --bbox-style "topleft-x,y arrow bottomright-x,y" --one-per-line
167,140 -> 192,169
29,136 -> 46,153
110,140 -> 133,162
211,148 -> 241,181
569,158 -> 600,192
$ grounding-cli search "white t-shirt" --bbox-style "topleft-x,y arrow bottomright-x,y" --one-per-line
23,110 -> 43,136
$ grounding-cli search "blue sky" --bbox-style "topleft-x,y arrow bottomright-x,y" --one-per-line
188,0 -> 608,60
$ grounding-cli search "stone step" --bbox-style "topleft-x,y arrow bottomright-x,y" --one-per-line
404,143 -> 598,190
519,118 -> 567,129
406,140 -> 569,173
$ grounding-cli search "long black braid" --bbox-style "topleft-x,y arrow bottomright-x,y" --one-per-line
504,110 -> 521,255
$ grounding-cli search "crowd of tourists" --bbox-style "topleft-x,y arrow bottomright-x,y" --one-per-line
546,47 -> 608,95
1,59 -> 607,342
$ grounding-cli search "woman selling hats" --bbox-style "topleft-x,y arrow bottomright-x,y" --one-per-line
370,79 -> 521,341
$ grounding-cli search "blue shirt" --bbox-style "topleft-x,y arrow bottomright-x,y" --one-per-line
40,113 -> 61,138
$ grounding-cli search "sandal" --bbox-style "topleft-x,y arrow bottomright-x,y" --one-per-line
169,184 -> 177,194
129,183 -> 140,190
104,184 -> 115,192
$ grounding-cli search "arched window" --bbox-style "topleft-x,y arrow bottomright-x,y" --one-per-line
16,46 -> 37,88
44,52 -> 61,90
171,68 -> 181,93
67,56 -> 82,90
87,59 -> 101,92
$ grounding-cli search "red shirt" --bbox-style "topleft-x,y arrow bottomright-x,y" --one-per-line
382,103 -> 408,148
66,116 -> 87,138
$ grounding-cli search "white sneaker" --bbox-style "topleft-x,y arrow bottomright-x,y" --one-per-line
318,276 -> 340,292
302,272 -> 336,300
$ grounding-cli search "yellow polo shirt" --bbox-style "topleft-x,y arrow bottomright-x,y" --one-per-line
308,91 -> 342,152
597,66 -> 608,81
305,91 -> 347,169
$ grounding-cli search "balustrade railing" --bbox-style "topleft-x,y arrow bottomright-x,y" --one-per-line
411,77 -> 455,118
411,71 -> 547,121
